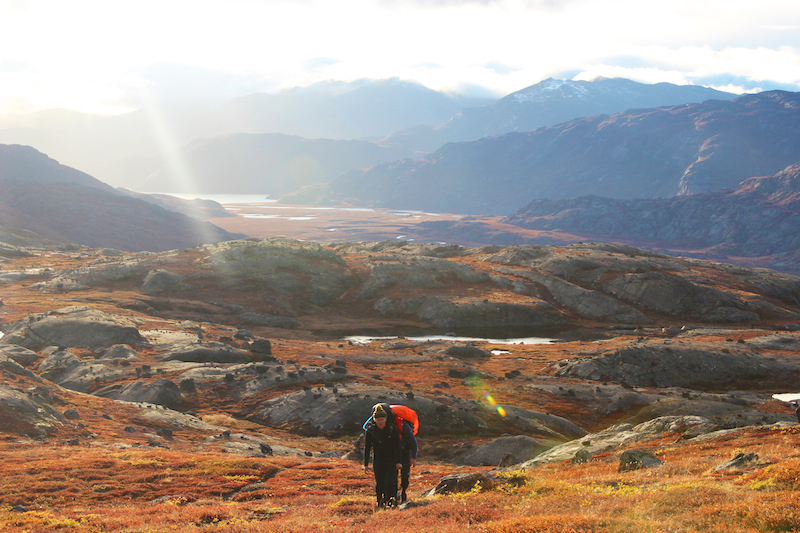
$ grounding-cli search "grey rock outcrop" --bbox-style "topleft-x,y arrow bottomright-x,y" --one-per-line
202,238 -> 355,308
252,383 -> 488,436
548,339 -> 800,389
602,271 -> 760,322
1,306 -> 146,350
494,267 -> 650,324
0,344 -> 39,367
619,449 -> 664,472
141,270 -> 187,295
518,416 -> 718,468
38,349 -> 129,393
0,384 -> 67,437
374,295 -> 570,329
358,257 -> 487,299
98,344 -> 140,362
457,435 -> 547,466
94,378 -> 183,409
160,341 -> 255,364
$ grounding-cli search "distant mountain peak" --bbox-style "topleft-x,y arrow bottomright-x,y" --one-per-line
512,79 -> 589,103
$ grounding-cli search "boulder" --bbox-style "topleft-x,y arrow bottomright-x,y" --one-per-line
424,472 -> 502,496
442,345 -> 491,359
619,449 -> 664,472
0,306 -> 146,350
713,452 -> 761,472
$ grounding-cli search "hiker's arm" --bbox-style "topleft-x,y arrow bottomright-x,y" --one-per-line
363,433 -> 372,473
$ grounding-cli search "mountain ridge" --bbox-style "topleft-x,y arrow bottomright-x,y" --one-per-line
0,144 -> 243,251
320,90 -> 800,215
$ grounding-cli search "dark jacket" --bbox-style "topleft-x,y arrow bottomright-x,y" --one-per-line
364,420 -> 402,467
400,420 -> 418,459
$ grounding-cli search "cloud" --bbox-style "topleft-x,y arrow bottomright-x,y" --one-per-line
113,64 -> 275,109
485,61 -> 521,75
304,57 -> 342,72
0,60 -> 29,73
377,0 -> 575,10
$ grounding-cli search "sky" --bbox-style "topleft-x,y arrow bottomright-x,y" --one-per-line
0,0 -> 799,115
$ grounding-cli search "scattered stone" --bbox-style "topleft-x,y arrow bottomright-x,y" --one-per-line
713,452 -> 760,472
618,449 -> 664,472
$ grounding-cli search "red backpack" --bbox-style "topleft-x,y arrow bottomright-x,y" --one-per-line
390,404 -> 419,436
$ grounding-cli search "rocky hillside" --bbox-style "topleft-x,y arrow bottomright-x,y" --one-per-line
0,144 -> 243,251
321,91 -> 800,215
1,237 -> 800,531
381,77 -> 734,152
500,162 -> 800,273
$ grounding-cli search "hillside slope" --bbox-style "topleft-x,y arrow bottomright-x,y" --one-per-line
0,144 -> 243,251
323,91 -> 800,215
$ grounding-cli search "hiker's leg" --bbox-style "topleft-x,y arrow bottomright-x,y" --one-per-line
400,451 -> 411,502
373,461 -> 386,506
379,460 -> 397,506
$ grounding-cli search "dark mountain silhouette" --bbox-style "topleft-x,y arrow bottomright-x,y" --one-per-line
0,79 -> 490,190
505,161 -> 800,255
140,133 -> 415,196
380,77 -> 735,152
320,91 -> 800,215
0,145 -> 243,251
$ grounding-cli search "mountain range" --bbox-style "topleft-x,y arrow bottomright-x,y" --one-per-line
380,77 -> 736,153
319,90 -> 800,215
0,79 -> 490,189
0,77 -> 735,194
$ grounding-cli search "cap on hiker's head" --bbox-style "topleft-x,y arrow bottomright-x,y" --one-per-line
373,405 -> 388,419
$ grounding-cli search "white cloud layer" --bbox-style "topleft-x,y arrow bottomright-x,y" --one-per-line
0,0 -> 798,113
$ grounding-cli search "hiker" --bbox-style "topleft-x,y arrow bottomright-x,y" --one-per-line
398,416 -> 418,503
363,404 -> 402,508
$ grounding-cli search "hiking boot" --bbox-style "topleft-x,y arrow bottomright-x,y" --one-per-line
386,497 -> 397,508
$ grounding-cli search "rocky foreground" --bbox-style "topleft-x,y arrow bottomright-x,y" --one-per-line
1,237 -> 799,531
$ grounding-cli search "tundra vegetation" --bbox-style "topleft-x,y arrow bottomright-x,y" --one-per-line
1,238 -> 799,532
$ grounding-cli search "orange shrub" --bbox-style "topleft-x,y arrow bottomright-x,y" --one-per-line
481,515 -> 599,533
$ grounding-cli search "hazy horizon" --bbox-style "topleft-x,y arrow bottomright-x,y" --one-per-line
0,0 -> 798,115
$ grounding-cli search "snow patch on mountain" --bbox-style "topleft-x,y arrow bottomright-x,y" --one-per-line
513,79 -> 589,103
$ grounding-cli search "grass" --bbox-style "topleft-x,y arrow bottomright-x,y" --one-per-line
1,424 -> 799,532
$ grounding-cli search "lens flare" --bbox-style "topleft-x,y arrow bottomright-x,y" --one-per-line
469,378 -> 507,417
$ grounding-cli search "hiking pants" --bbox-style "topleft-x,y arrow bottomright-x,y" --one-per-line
400,450 -> 412,491
373,460 -> 397,504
